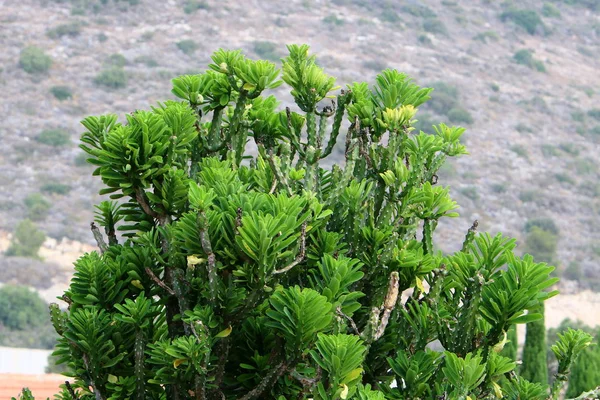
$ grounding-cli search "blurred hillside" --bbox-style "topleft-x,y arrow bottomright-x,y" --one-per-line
0,0 -> 599,286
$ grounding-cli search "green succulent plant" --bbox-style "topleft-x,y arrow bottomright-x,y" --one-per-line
14,44 -> 598,400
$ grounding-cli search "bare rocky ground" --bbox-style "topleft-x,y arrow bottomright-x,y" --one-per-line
0,0 -> 599,292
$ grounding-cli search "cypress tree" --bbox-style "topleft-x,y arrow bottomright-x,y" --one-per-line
521,302 -> 548,384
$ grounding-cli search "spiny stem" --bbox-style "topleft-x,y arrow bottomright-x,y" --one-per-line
198,211 -> 217,304
461,220 -> 479,252
134,330 -> 146,400
321,91 -> 351,159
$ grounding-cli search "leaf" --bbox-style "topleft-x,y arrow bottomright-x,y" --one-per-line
216,325 -> 232,338
107,374 -> 118,384
173,358 -> 187,369
491,381 -> 503,398
344,367 -> 363,382
131,280 -> 144,290
340,384 -> 349,399
415,277 -> 425,292
187,255 -> 205,266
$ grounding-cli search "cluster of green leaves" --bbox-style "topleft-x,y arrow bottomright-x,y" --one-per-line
421,81 -> 473,126
4,219 -> 46,258
94,67 -> 127,89
50,85 -> 73,101
24,193 -> 52,221
19,46 -> 52,75
500,7 -> 545,35
23,45 -> 595,400
36,128 -> 72,147
0,285 -> 57,349
46,21 -> 83,39
513,49 -> 546,72
547,319 -> 600,397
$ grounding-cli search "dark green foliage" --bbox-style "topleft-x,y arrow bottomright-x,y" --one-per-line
473,31 -> 499,43
50,85 -> 73,100
417,34 -> 433,46
547,319 -> 600,397
0,285 -> 48,330
41,182 -> 72,195
19,46 -> 52,74
459,186 -> 479,201
587,108 -> 600,121
252,41 -> 280,61
542,3 -> 561,17
380,10 -> 401,23
401,4 -> 436,18
29,44 -> 594,400
24,193 -> 52,221
500,8 -> 545,35
422,18 -> 448,36
323,14 -> 345,26
524,226 -> 558,264
176,39 -> 198,55
555,172 -> 575,185
521,303 -> 548,384
447,107 -> 473,124
94,67 -> 127,89
563,261 -> 583,281
134,55 -> 159,67
105,53 -> 127,67
430,82 -> 458,108
525,217 -> 559,236
510,144 -> 529,159
553,0 -> 599,11
183,0 -> 209,14
46,21 -> 82,39
4,219 -> 46,258
513,49 -> 546,72
413,112 -> 436,132
36,128 -> 71,146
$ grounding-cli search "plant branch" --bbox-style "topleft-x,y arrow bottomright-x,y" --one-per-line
65,381 -> 79,400
90,222 -> 108,254
82,354 -> 104,400
273,221 -> 307,275
237,360 -> 288,400
198,211 -> 218,304
145,267 -> 175,296
374,271 -> 400,341
336,306 -> 360,335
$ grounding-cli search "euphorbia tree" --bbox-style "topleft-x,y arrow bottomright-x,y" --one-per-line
16,45 -> 597,400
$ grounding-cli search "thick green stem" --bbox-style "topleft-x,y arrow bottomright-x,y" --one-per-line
134,330 -> 146,400
317,112 -> 328,150
306,111 -> 317,148
198,211 -> 218,305
422,218 -> 433,255
461,220 -> 479,252
321,92 -> 351,159
230,92 -> 248,166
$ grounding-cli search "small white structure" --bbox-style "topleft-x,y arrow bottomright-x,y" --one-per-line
0,346 -> 51,374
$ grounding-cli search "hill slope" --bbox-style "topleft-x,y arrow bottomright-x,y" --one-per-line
0,0 -> 599,284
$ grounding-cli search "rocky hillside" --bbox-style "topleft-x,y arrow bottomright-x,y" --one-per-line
0,0 -> 599,284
